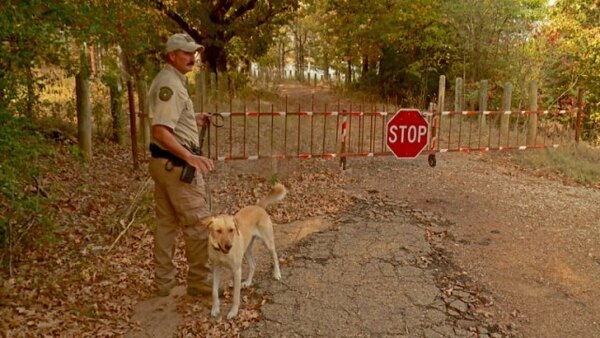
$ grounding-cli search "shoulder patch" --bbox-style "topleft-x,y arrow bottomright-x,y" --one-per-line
159,87 -> 173,101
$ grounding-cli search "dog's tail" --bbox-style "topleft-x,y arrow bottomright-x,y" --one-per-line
257,183 -> 287,209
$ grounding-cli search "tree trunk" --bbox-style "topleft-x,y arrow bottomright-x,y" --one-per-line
109,79 -> 123,144
136,79 -> 150,155
323,54 -> 330,82
362,55 -> 369,76
278,41 -> 285,80
204,45 -> 228,87
127,80 -> 139,170
76,51 -> 92,161
346,59 -> 352,84
294,23 -> 305,82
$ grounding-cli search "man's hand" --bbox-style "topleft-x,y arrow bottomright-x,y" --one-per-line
186,154 -> 214,174
196,113 -> 211,127
152,124 -> 214,174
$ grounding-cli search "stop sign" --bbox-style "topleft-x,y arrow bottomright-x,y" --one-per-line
386,109 -> 429,158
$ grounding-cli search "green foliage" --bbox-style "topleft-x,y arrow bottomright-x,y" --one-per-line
269,172 -> 281,185
0,112 -> 42,196
265,0 -> 552,108
316,0 -> 457,105
0,1 -> 71,114
0,110 -> 53,255
538,0 -> 600,143
68,144 -> 85,162
2,0 -> 598,147
444,0 -> 547,83
0,0 -> 162,117
583,110 -> 600,145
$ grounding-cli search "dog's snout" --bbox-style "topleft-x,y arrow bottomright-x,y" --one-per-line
219,244 -> 232,254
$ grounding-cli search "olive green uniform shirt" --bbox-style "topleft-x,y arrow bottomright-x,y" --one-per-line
148,64 -> 198,150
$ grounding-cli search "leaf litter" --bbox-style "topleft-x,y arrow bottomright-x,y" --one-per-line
1,141 -> 358,337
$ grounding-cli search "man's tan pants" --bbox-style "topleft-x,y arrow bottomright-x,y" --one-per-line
148,158 -> 210,290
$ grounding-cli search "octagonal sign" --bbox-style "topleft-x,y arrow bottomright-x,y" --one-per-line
386,109 -> 429,159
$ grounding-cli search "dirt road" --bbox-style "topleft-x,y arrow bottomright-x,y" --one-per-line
126,80 -> 600,337
128,151 -> 600,337
352,153 -> 600,338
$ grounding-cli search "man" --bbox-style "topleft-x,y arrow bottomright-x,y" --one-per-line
147,33 -> 214,297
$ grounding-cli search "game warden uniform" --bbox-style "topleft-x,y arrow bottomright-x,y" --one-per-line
147,62 -> 210,294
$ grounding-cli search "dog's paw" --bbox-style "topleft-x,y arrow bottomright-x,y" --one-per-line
226,307 -> 239,320
273,270 -> 281,280
241,280 -> 252,288
211,303 -> 220,317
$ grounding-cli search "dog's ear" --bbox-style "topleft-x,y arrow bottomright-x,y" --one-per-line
201,216 -> 214,229
233,217 -> 241,235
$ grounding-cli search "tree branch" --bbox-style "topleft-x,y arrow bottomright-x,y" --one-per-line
147,0 -> 203,43
223,1 -> 297,40
210,0 -> 235,21
223,0 -> 258,26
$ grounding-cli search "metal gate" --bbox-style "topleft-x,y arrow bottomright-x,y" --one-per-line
131,78 -> 584,169
196,78 -> 583,167
199,105 -> 578,167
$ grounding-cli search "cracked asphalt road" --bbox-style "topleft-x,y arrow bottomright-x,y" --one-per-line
244,195 -> 509,338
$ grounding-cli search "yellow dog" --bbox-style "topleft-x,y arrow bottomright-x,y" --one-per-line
204,183 -> 286,319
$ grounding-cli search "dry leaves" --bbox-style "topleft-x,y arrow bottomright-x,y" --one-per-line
1,144 -> 359,337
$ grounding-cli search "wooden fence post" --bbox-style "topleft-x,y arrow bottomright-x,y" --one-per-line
478,79 -> 488,131
434,75 -> 445,151
500,82 -> 513,147
527,81 -> 538,146
454,77 -> 463,112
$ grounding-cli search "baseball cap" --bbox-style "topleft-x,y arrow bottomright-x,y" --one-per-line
165,33 -> 204,53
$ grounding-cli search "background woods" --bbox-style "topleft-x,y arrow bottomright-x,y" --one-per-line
2,0 -> 600,263
2,0 -> 599,130
2,0 -> 600,336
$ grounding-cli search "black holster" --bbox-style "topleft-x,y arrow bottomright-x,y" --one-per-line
179,163 -> 196,183
150,143 -> 197,183
150,143 -> 186,166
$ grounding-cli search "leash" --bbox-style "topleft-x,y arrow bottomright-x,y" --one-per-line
198,114 -> 224,213
198,122 -> 213,212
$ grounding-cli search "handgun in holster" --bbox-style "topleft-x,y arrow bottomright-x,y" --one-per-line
179,163 -> 196,183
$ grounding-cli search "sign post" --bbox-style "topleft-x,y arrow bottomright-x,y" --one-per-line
386,109 -> 429,159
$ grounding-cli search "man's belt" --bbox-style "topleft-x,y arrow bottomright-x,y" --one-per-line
149,143 -> 187,166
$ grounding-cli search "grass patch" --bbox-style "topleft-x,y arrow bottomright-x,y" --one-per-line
508,143 -> 600,186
